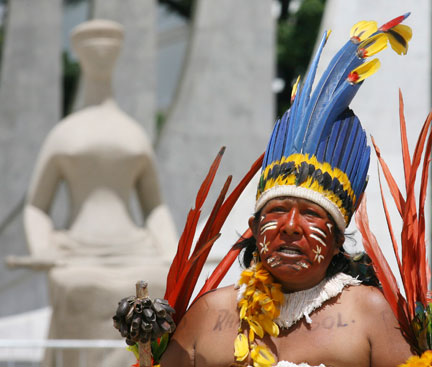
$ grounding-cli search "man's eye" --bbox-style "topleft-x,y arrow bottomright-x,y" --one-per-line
269,207 -> 287,213
304,210 -> 321,218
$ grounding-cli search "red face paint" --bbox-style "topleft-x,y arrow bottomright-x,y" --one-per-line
252,197 -> 341,292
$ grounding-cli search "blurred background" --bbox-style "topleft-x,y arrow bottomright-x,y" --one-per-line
0,0 -> 430,365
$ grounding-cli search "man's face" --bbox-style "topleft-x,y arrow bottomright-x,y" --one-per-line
249,197 -> 343,292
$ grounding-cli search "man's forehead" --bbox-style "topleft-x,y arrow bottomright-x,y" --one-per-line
262,196 -> 324,209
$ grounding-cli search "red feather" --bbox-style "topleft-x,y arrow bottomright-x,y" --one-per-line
371,135 -> 405,215
195,228 -> 252,300
359,93 -> 432,351
378,13 -> 410,32
163,149 -> 263,324
165,147 -> 225,297
169,177 -> 232,319
377,170 -> 403,280
398,90 -> 411,192
355,198 -> 414,344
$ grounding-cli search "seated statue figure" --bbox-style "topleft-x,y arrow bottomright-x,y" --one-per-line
23,19 -> 177,367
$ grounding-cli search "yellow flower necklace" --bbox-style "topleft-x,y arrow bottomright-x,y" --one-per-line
399,351 -> 432,367
235,260 -> 284,367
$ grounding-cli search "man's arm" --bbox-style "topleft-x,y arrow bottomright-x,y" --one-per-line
160,286 -> 238,367
362,287 -> 413,367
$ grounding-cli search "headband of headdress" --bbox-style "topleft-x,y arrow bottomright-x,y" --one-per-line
256,14 -> 412,231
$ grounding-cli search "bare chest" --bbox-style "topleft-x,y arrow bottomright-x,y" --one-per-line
273,310 -> 370,367
193,308 -> 370,367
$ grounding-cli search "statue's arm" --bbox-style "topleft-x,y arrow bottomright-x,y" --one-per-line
136,155 -> 178,261
24,138 -> 61,257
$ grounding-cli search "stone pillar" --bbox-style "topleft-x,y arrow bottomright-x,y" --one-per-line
156,0 -> 275,229
0,0 -> 62,316
90,0 -> 157,141
317,1 -> 431,271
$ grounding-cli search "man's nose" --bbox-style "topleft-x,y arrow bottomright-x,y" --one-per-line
281,208 -> 303,236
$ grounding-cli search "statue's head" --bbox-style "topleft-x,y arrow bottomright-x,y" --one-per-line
71,19 -> 124,79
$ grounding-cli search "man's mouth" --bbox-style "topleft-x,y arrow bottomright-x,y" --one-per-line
277,246 -> 303,256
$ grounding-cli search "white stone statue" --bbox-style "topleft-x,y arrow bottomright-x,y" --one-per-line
22,19 -> 177,367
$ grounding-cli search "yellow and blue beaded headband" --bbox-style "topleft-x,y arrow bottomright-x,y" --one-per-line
256,14 -> 412,232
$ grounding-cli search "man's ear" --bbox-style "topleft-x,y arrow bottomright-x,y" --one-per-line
248,216 -> 258,239
333,232 -> 345,256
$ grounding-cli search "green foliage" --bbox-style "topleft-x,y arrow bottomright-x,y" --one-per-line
151,333 -> 170,363
156,111 -> 167,135
412,302 -> 432,353
159,0 -> 194,18
63,0 -> 86,5
126,343 -> 140,361
62,51 -> 80,117
276,0 -> 326,116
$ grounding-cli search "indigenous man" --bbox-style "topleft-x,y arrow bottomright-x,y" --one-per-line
161,196 -> 412,366
116,14 -> 414,367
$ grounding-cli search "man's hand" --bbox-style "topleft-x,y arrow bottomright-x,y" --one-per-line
113,296 -> 176,345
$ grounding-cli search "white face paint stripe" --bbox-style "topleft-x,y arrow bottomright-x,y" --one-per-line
326,223 -> 333,232
310,233 -> 327,247
266,256 -> 281,267
260,221 -> 277,235
297,261 -> 309,269
310,226 -> 326,238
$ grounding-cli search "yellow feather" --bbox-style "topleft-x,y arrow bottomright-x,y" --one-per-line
350,20 -> 378,41
234,333 -> 249,361
251,345 -> 275,366
249,327 -> 255,343
248,318 -> 264,339
240,302 -> 247,320
387,24 -> 412,55
258,315 -> 280,337
358,34 -> 388,58
349,58 -> 381,83
291,76 -> 301,101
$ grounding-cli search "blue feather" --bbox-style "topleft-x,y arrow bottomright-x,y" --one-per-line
330,117 -> 350,168
315,139 -> 327,162
346,131 -> 366,181
309,40 -> 357,102
279,110 -> 293,158
263,119 -> 281,168
285,88 -> 301,157
298,42 -> 360,153
302,40 -> 357,126
273,111 -> 289,161
323,120 -> 341,163
338,114 -> 362,172
304,80 -> 361,153
352,148 -> 370,198
291,31 -> 329,152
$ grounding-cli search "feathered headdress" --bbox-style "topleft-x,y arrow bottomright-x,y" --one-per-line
256,14 -> 412,231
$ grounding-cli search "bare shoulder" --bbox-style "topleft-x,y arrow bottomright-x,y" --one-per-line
337,285 -> 404,333
178,285 -> 238,324
164,285 -> 238,357
194,285 -> 238,307
341,284 -> 390,310
341,284 -> 413,365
